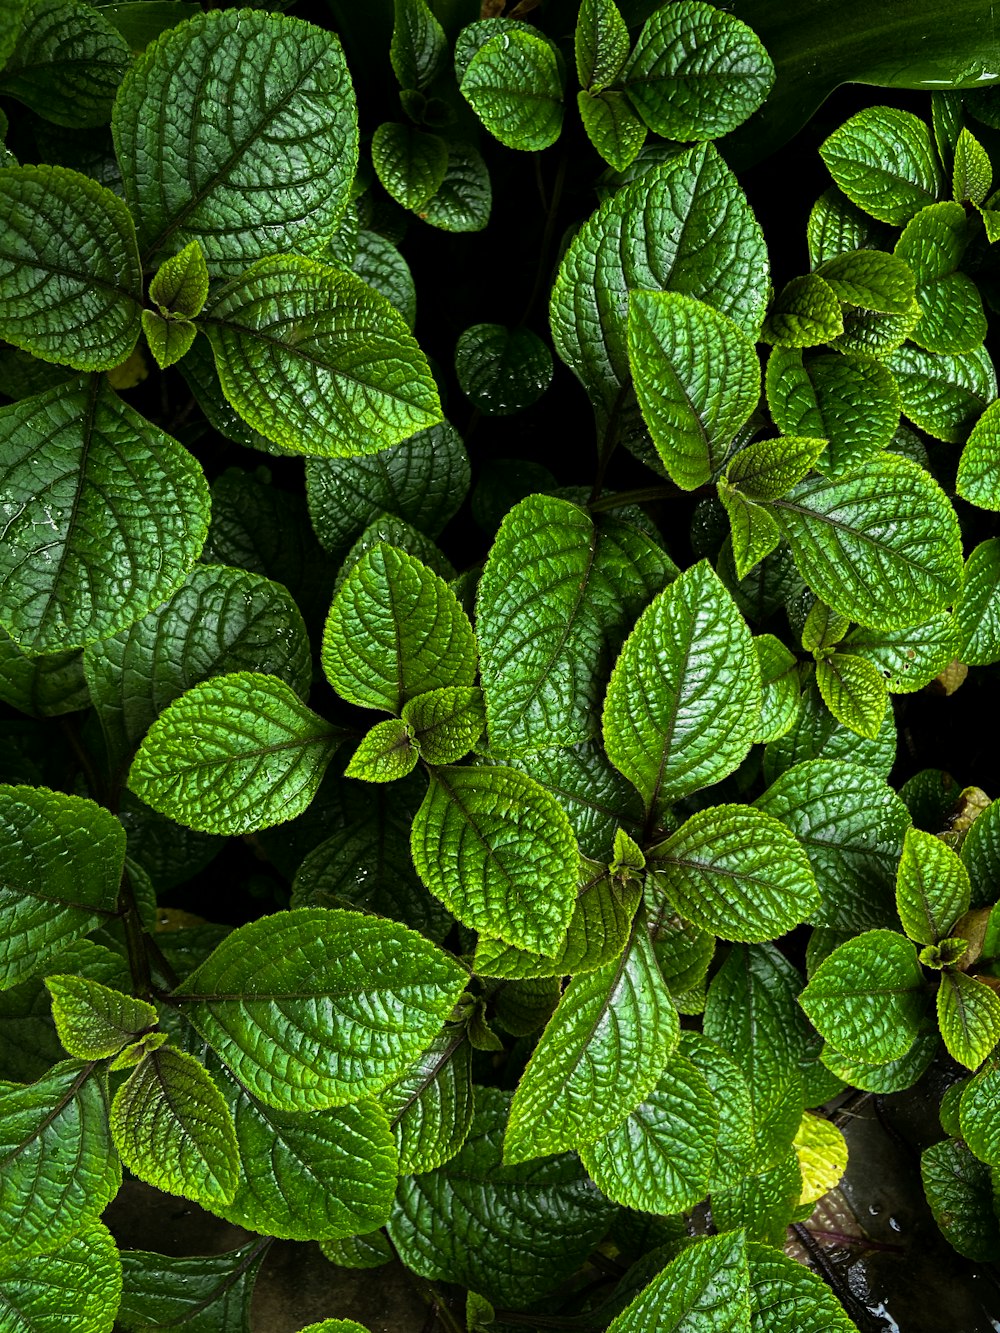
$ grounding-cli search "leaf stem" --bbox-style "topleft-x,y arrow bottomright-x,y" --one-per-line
408,1273 -> 465,1333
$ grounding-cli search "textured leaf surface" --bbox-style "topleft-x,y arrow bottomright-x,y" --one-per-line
959,1067 -> 1000,1166
371,122 -> 447,212
793,1113 -> 848,1205
606,1231 -> 750,1333
402,687 -> 484,765
603,561 -> 760,812
0,785 -> 124,990
0,630 -> 87,719
388,1087 -> 613,1307
504,919 -> 678,1163
379,1023 -> 474,1174
345,719 -> 417,783
725,436 -> 827,504
460,29 -> 563,152
116,1242 -> 265,1333
815,249 -> 915,314
411,765 -> 578,954
0,0 -> 129,126
806,186 -> 892,268
112,8 -> 357,274
761,274 -> 842,347
937,972 -> 1000,1071
455,323 -> 553,415
712,1152 -> 801,1246
896,827 -> 970,945
173,908 -> 466,1111
885,343 -> 996,443
422,141 -> 491,233
0,165 -> 141,370
205,256 -> 441,457
753,635 -> 800,744
814,652 -> 888,740
957,399 -> 1000,511
820,107 -> 941,225
128,672 -> 340,836
0,1221 -> 121,1333
842,613 -> 961,693
746,1243 -> 857,1333
44,975 -> 157,1060
0,376 -> 208,654
578,90 -> 646,172
718,485 -> 781,582
897,207 -> 986,355
763,678 -> 896,785
477,495 -> 671,753
921,1137 -> 1000,1261
957,539 -> 1000,665
576,0 -> 629,89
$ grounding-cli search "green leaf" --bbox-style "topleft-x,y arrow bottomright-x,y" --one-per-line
962,799 -> 1000,908
322,544 -> 477,713
0,0 -> 28,65
814,652 -> 888,740
938,972 -> 1000,1070
763,677 -> 896,784
725,435 -> 827,502
580,1051 -> 717,1214
921,1137 -> 1000,1261
806,186 -> 892,268
623,1 -> 773,142
681,1032 -> 755,1189
578,90 -> 647,173
761,274 -> 843,347
956,538 -> 1000,665
0,376 -> 209,655
389,1087 -> 613,1307
959,1067 -> 1000,1165
820,106 -> 941,226
953,126 -> 992,205
402,687 -> 484,765
830,298 -> 922,359
110,1045 -> 238,1209
504,917 -> 678,1164
128,672 -> 341,836
305,422 -> 469,552
112,8 -> 358,274
477,495 -> 671,754
0,785 -> 124,990
746,1243 -> 857,1333
0,630 -> 88,719
44,975 -> 157,1060
379,1024 -> 474,1174
603,560 -> 761,813
172,907 -> 466,1112
713,1151 -> 801,1246
765,348 -> 900,478
814,249 -> 916,313
895,202 -> 987,353
459,29 -> 563,152
606,1231 -> 750,1333
896,827 -> 970,945
576,0 -> 629,89
801,600 -> 850,653
885,343 -> 996,443
0,1061 -> 119,1262
116,1241 -> 266,1332
331,514 -> 454,595
141,309 -> 196,370
391,0 -> 447,91
648,805 -> 818,942
148,239 -> 209,319
0,165 -> 141,371
422,141 -> 492,233
841,612 -> 961,693
352,229 -> 417,329
0,1221 -> 122,1333
764,456 -> 963,629
821,1030 -> 937,1095
411,764 -> 578,954
628,290 -> 760,488
549,144 -> 768,428
799,929 -> 927,1064
372,123 -> 448,212
957,399 -> 1000,511
717,484 -> 782,582
204,256 -> 441,458
455,323 -> 553,415
753,634 -> 800,743
321,1231 -> 392,1270
345,718 -> 418,783
83,563 -> 311,775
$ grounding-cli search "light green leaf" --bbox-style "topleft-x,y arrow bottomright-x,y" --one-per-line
391,0 -> 446,90
896,827 -> 970,945
820,106 -> 941,225
957,399 -> 1000,511
725,435 -> 827,503
116,1241 -> 266,1332
814,652 -> 888,740
953,127 -> 992,205
504,918 -> 678,1164
322,544 -> 477,713
814,249 -> 916,313
173,908 -> 465,1112
379,1024 -> 474,1174
0,376 -> 209,655
0,1221 -> 121,1333
756,760 -> 910,930
110,1045 -> 238,1209
402,687 -> 484,765
0,1061 -> 119,1263
576,0 -> 629,89
962,799 -> 1000,907
422,141 -> 492,233
455,323 -> 553,415
801,600 -> 850,653
921,1137 -> 1000,1261
459,29 -> 563,152
885,343 -> 996,442
628,289 -> 760,488
372,123 -> 448,212
389,1087 -> 613,1307
297,1323 -> 371,1333
956,538 -> 1000,665
766,348 -> 900,478
959,1067 -> 1000,1165
841,612 -> 961,693
112,8 -> 357,275
754,634 -> 800,743
799,929 -> 927,1064
606,1231 -> 750,1333
345,718 -> 418,783
0,165 -> 141,371
204,256 -> 441,457
411,764 -> 578,954
44,975 -> 156,1060
0,785 -> 124,990
717,484 -> 782,582
578,90 -> 647,172
477,495 -> 671,753
648,805 -> 818,943
148,239 -> 209,320
680,1032 -> 755,1188
761,274 -> 843,347
765,456 -> 963,629
746,1243 -> 857,1333
938,972 -> 1000,1070
128,672 -> 341,836
806,186 -> 892,268
141,309 -> 196,370
895,201 -> 986,353
623,0 -> 773,141
603,560 -> 760,813
762,678 -> 896,785
820,1030 -> 937,1095
580,1051 -> 717,1214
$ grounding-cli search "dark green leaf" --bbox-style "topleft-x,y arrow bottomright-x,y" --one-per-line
711,1151 -> 801,1246
746,1242 -> 857,1332
753,635 -> 800,744
959,1067 -> 1000,1166
762,678 -> 896,784
956,538 -> 1000,665
422,141 -> 492,233
578,90 -> 647,172
717,485 -> 781,582
391,0 -> 447,91
814,249 -> 916,313
148,239 -> 209,319
117,1242 -> 266,1333
455,323 -> 553,415
0,630 -> 88,719
895,201 -> 986,354
841,613 -> 961,693
885,343 -> 996,443
372,123 -> 448,212
806,187 -> 892,268
379,1024 -> 474,1174
953,126 -> 992,205
459,29 -> 563,152
352,230 -> 417,328
921,1137 -> 1000,1261
0,1221 -> 122,1333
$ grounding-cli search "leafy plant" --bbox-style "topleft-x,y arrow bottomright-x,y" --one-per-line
2,0 -> 1000,1329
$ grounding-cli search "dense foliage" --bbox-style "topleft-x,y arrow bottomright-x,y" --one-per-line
2,0 -> 1000,1329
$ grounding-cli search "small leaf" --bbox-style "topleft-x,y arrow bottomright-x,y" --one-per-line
754,634 -> 801,744
455,323 -> 553,415
841,613 -> 961,693
957,399 -> 1000,511
956,538 -> 1000,665
372,123 -> 448,212
763,677 -> 896,785
921,1137 -> 1000,1261
713,1153 -> 801,1246
937,972 -> 1000,1070
606,1231 -> 750,1333
422,141 -> 492,233
896,827 -> 970,945
801,600 -> 850,653
44,975 -> 157,1060
821,1031 -> 937,1095
807,186 -> 893,268
885,343 -> 996,443
814,652 -> 888,740
345,718 -> 418,783
831,298 -> 922,359
895,202 -> 987,354
717,484 -> 782,582
391,0 -> 447,91
148,240 -> 209,319
814,249 -> 916,313
761,274 -> 843,347
726,435 -> 827,502
820,106 -> 942,226
959,1067 -> 1000,1165
578,90 -> 646,172
460,29 -> 563,152
576,0 -> 630,89
402,687 -> 484,765
0,1221 -> 122,1333
141,310 -> 197,371
953,126 -> 992,205
793,1112 -> 848,1206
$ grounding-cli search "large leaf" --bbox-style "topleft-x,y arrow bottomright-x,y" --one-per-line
0,377 -> 208,655
388,1087 -> 614,1307
410,765 -> 579,954
885,343 -> 996,443
459,28 -> 563,152
603,560 -> 760,813
606,1231 -> 750,1333
116,1242 -> 266,1333
921,1137 -> 1000,1262
477,495 -> 671,754
746,1243 -> 857,1333
896,826 -> 970,945
128,672 -> 342,836
576,0 -> 630,89
0,165 -> 141,371
171,908 -> 466,1111
504,918 -> 678,1163
204,257 -> 441,457
112,7 -> 357,274
44,975 -> 158,1060
0,1221 -> 121,1333
0,785 -> 124,990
